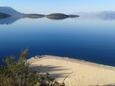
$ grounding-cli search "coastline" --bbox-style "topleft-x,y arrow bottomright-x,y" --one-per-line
28,55 -> 115,86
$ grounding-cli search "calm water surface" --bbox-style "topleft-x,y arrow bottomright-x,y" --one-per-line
0,17 -> 115,66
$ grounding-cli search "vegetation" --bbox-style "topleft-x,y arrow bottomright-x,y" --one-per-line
0,50 -> 65,86
46,13 -> 69,20
25,14 -> 45,18
46,13 -> 79,20
68,15 -> 80,18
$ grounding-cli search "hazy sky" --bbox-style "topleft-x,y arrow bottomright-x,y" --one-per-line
0,0 -> 115,13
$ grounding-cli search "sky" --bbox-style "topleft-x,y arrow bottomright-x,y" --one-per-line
0,0 -> 115,13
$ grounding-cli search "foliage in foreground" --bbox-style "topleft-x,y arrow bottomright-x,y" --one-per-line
0,50 -> 65,86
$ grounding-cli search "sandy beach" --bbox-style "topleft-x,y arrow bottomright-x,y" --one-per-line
28,55 -> 115,86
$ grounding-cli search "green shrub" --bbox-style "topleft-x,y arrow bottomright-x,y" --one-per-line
0,50 -> 65,86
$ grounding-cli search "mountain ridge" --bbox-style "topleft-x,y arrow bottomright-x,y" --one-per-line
0,7 -> 23,17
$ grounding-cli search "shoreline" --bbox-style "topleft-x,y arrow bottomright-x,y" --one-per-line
28,55 -> 115,70
28,55 -> 115,86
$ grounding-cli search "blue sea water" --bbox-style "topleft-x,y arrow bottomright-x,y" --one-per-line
0,17 -> 115,66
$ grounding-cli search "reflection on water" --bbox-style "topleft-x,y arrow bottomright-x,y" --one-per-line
0,16 -> 78,25
1,15 -> 115,25
0,17 -> 20,25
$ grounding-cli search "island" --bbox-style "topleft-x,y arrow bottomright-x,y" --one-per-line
47,13 -> 79,20
0,7 -> 80,20
0,13 -> 11,19
24,14 -> 45,18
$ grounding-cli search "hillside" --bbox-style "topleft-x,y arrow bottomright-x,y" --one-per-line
0,13 -> 11,18
0,7 -> 23,17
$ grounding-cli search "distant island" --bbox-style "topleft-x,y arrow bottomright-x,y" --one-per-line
98,11 -> 115,20
25,14 -> 45,18
46,13 -> 79,20
0,13 -> 11,18
0,7 -> 80,20
1,6 -> 115,24
0,7 -> 23,18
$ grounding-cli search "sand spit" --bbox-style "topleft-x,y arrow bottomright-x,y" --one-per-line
28,55 -> 115,86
